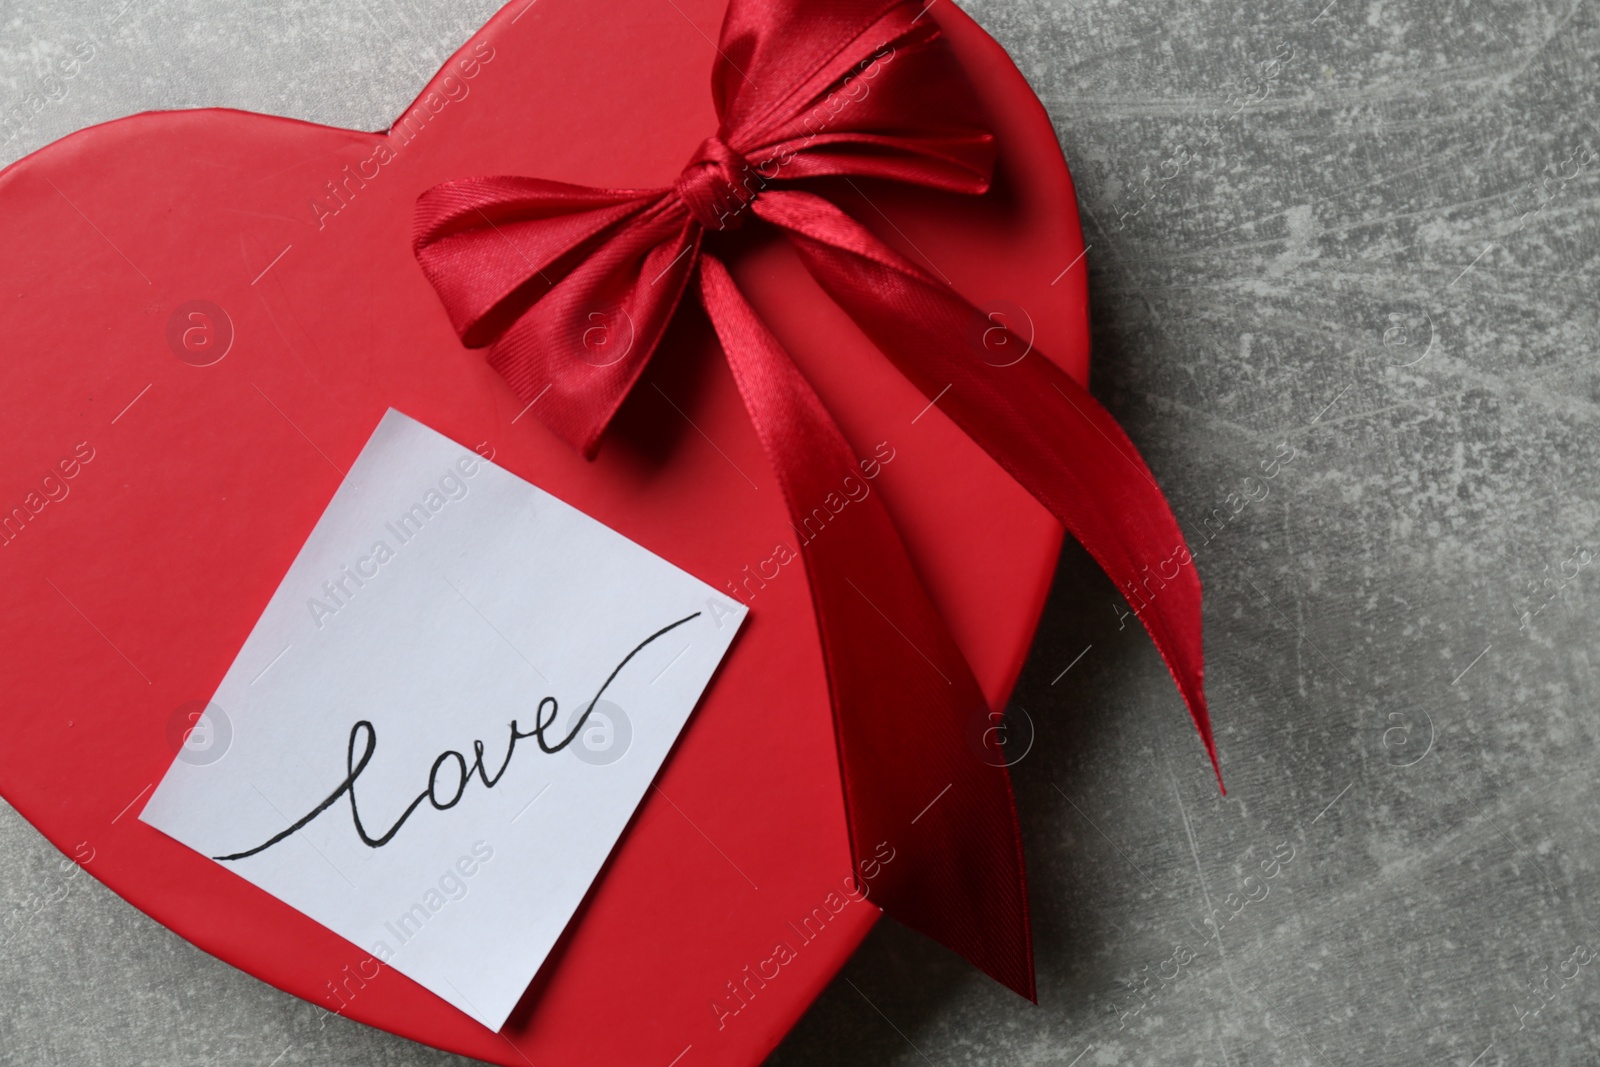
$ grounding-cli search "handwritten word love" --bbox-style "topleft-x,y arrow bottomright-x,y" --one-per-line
214,612 -> 699,860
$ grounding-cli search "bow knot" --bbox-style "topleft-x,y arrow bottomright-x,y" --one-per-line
676,136 -> 758,231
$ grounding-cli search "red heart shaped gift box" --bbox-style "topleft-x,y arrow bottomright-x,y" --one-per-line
0,0 -> 1202,1063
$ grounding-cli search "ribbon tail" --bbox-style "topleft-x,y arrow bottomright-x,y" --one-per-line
758,190 -> 1220,788
698,256 -> 1037,1000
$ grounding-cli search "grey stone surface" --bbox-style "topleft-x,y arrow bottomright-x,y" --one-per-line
2,0 -> 1597,1065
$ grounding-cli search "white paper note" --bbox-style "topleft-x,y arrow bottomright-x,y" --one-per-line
142,409 -> 747,1030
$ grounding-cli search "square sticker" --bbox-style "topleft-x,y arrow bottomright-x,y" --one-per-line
142,409 -> 746,1030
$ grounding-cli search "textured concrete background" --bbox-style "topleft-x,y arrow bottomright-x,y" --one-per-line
2,0 -> 1597,1065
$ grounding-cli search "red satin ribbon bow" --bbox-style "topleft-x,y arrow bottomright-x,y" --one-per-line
414,0 -> 1217,1000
